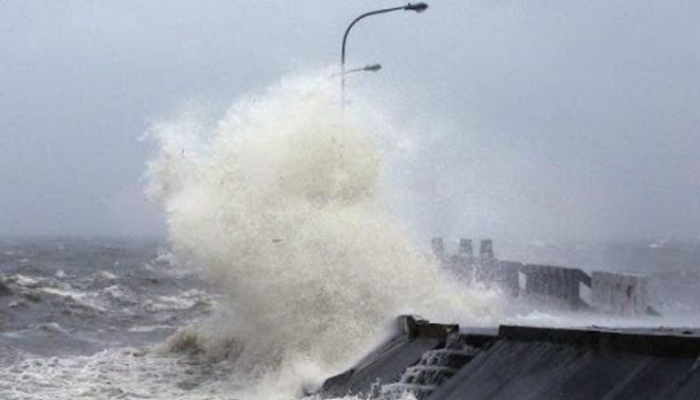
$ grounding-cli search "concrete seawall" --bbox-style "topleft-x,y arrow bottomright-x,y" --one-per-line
433,237 -> 657,315
317,316 -> 700,399
316,239 -> 696,398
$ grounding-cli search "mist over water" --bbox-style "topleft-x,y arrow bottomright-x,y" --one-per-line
145,74 -> 501,398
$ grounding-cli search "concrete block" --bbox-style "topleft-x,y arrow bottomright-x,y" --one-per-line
459,239 -> 474,259
479,239 -> 494,261
466,260 -> 519,297
493,264 -> 520,297
592,271 -> 649,316
431,237 -> 445,261
521,264 -> 588,309
399,315 -> 459,339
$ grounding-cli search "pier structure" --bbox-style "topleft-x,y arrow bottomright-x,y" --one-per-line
431,237 -> 654,315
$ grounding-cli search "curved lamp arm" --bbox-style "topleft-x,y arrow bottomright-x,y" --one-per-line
340,3 -> 428,108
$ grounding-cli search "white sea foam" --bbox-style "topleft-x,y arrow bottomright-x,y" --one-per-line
127,325 -> 173,333
148,291 -> 209,312
40,285 -> 110,313
94,270 -> 118,281
0,349 -> 242,400
13,274 -> 39,287
145,73 -> 502,398
41,287 -> 87,299
36,322 -> 65,333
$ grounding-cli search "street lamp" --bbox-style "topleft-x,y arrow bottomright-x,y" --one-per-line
340,3 -> 429,108
357,63 -> 382,73
331,63 -> 382,79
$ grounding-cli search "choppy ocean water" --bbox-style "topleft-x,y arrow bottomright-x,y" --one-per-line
1,236 -> 699,399
0,237 -> 241,399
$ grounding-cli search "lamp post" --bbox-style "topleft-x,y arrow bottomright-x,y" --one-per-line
340,3 -> 428,108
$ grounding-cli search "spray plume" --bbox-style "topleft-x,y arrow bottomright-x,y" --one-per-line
145,74 -> 500,398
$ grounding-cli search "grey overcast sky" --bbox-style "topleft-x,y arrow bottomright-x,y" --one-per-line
1,1 -> 699,241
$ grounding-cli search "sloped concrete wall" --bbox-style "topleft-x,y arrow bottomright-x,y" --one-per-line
317,321 -> 700,400
319,316 -> 457,398
430,325 -> 700,400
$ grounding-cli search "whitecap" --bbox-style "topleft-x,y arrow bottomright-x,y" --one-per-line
93,270 -> 118,281
13,274 -> 39,287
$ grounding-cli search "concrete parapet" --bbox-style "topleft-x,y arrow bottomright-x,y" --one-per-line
479,239 -> 494,261
458,238 -> 473,259
428,238 -> 660,314
431,237 -> 445,261
520,264 -> 590,309
475,260 -> 520,297
498,325 -> 700,357
398,315 -> 459,339
429,238 -> 516,297
592,271 -> 649,316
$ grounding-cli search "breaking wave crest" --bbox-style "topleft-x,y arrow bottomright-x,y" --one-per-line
145,74 -> 500,398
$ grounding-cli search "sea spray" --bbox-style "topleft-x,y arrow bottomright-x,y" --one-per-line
146,74 -> 501,398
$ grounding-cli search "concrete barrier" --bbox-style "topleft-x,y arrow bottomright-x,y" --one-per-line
431,237 -> 446,261
475,260 -> 520,297
479,239 -> 494,261
430,238 -> 660,314
458,238 -> 473,259
432,237 -> 501,284
399,315 -> 459,339
520,264 -> 590,309
592,271 -> 649,315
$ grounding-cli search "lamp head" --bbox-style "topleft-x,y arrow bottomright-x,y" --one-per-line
405,2 -> 428,13
364,64 -> 382,72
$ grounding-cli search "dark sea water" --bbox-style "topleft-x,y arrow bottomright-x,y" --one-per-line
1,237 -> 699,399
0,237 -> 233,399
